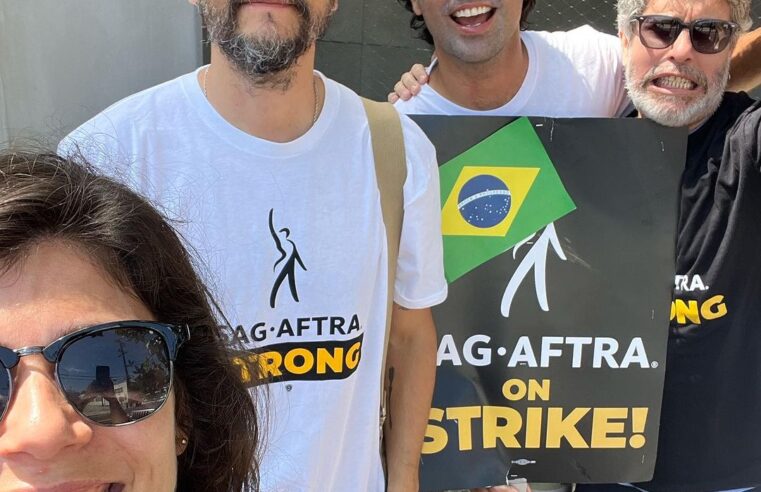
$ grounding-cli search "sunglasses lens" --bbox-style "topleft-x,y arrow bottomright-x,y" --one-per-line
638,16 -> 736,54
0,368 -> 10,419
57,327 -> 171,425
692,20 -> 733,54
640,16 -> 681,48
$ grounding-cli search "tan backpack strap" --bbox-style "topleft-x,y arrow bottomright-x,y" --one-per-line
361,97 -> 407,447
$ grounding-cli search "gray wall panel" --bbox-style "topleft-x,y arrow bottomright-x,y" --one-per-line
1,1 -> 757,142
316,0 -> 432,102
0,0 -> 202,144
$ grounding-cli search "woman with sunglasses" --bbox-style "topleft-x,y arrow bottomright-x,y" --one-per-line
0,150 -> 259,491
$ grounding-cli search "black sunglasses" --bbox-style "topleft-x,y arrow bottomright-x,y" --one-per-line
0,321 -> 189,426
630,15 -> 740,54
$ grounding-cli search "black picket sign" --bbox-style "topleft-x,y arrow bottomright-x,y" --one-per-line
411,117 -> 687,490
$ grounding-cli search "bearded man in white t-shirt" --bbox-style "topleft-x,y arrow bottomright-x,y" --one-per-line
59,1 -> 447,491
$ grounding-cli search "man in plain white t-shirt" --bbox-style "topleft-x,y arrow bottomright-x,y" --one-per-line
60,1 -> 447,491
390,0 -> 631,118
389,0 -> 760,117
391,3 -> 626,491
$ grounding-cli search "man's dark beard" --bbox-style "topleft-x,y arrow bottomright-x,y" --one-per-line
201,0 -> 318,89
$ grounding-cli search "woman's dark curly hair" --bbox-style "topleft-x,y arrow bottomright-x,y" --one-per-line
398,0 -> 537,44
0,150 -> 260,492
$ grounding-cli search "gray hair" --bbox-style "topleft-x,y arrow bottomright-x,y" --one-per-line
617,0 -> 753,36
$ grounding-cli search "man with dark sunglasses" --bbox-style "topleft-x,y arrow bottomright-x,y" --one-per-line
574,0 -> 761,491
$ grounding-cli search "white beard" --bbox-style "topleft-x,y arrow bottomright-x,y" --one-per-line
625,57 -> 731,128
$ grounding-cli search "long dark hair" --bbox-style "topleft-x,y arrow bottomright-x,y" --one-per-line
398,0 -> 537,44
0,150 -> 259,492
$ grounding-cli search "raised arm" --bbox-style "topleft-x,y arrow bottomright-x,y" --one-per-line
729,28 -> 761,93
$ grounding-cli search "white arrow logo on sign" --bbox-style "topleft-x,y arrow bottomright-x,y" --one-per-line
501,222 -> 567,317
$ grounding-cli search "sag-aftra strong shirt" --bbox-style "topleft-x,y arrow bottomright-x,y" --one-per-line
640,93 -> 761,492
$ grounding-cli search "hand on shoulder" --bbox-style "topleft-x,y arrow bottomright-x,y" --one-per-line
388,64 -> 429,103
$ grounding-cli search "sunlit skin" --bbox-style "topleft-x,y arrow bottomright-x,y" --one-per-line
0,242 -> 179,492
728,27 -> 761,91
408,0 -> 529,110
621,0 -> 734,128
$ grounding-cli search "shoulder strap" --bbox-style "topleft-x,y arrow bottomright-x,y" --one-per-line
360,97 -> 407,442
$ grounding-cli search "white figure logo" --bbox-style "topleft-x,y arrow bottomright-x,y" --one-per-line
500,222 -> 566,317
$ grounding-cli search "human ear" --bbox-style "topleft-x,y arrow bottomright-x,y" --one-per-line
620,29 -> 631,54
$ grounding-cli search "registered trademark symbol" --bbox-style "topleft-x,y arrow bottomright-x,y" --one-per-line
651,361 -> 659,368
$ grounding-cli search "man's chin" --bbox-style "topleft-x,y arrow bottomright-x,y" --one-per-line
442,37 -> 505,66
233,15 -> 301,42
637,98 -> 717,128
628,86 -> 716,127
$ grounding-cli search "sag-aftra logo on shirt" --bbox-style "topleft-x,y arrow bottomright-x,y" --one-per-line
268,209 -> 307,308
229,208 -> 365,386
670,274 -> 728,325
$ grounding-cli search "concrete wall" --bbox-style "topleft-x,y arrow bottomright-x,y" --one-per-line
0,0 -> 202,145
316,0 -> 433,102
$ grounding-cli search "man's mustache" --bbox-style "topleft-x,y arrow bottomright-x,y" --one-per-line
231,0 -> 309,16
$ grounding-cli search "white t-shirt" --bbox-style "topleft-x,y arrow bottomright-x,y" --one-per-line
395,26 -> 631,117
60,68 -> 447,492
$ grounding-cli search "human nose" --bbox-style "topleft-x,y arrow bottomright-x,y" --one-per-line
0,358 -> 93,461
666,27 -> 695,62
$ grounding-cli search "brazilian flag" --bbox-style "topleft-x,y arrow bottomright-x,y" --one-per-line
441,117 -> 576,283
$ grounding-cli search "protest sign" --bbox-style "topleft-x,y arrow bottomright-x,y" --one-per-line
411,117 -> 687,490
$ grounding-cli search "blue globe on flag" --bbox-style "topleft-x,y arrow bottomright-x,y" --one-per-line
457,175 -> 512,228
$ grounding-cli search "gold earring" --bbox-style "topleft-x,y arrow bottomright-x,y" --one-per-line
177,436 -> 189,455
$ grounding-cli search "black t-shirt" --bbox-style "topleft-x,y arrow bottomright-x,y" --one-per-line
637,92 -> 761,492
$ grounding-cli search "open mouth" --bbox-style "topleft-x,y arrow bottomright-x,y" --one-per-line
450,5 -> 495,28
651,75 -> 699,91
107,484 -> 125,492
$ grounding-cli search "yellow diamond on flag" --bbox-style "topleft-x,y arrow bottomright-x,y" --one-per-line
442,166 -> 540,237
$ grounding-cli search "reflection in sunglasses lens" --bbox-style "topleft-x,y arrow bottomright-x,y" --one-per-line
693,21 -> 728,53
639,16 -> 734,55
57,328 -> 171,425
643,18 -> 680,47
0,368 -> 9,419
